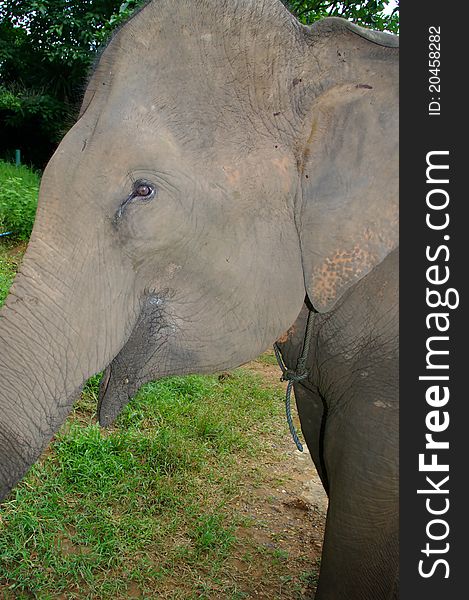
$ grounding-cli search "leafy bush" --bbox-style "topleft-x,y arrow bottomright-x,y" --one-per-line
0,160 -> 39,240
0,0 -> 149,167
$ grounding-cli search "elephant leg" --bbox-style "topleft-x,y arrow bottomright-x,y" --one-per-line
294,382 -> 329,493
316,493 -> 398,599
314,388 -> 399,600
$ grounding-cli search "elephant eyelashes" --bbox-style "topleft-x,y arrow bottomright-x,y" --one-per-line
115,180 -> 157,222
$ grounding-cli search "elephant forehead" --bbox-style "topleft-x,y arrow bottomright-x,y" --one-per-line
78,0 -> 305,156
220,147 -> 295,179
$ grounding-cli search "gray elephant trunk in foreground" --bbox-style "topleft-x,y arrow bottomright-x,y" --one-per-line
0,158 -> 138,496
0,1 -> 398,598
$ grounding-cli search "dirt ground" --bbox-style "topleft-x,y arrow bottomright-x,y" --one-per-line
226,355 -> 327,599
245,355 -> 327,514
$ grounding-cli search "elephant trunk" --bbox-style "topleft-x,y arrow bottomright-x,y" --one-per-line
0,280 -> 82,500
0,236 -> 136,501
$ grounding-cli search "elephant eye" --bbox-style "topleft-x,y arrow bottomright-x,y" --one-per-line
133,181 -> 156,200
114,180 -> 157,223
136,184 -> 151,197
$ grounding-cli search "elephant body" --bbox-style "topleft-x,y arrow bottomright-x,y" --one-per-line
0,1 -> 398,598
279,248 -> 398,598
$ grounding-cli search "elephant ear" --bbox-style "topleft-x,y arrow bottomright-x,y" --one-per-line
296,25 -> 398,313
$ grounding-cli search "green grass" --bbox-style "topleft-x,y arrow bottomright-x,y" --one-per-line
256,351 -> 278,366
0,160 -> 40,240
0,370 -> 286,598
0,240 -> 23,307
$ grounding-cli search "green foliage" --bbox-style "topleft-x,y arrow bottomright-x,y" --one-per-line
0,1 -> 148,166
0,1 -> 145,81
0,83 -> 68,136
288,1 -> 399,33
0,160 -> 39,240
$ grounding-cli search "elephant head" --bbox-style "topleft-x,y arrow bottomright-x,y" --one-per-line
0,0 -> 398,500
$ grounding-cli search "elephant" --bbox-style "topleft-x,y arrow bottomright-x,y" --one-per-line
0,1 -> 398,598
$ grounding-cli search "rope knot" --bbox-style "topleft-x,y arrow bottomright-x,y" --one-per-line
281,369 -> 308,383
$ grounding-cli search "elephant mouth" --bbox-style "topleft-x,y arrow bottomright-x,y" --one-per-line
96,291 -> 175,427
97,363 -> 137,427
97,364 -> 117,427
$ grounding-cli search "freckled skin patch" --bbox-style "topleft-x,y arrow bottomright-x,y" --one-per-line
222,166 -> 241,185
313,243 -> 375,309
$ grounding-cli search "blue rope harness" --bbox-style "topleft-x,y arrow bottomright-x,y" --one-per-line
273,309 -> 315,452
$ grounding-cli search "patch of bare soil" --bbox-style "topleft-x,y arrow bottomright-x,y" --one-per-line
219,353 -> 327,599
5,241 -> 28,262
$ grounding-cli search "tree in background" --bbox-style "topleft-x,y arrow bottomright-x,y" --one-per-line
0,0 -> 142,166
290,0 -> 398,32
0,0 -> 398,168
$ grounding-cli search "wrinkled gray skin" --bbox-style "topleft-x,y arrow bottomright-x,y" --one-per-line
0,1 -> 398,598
278,248 -> 398,599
